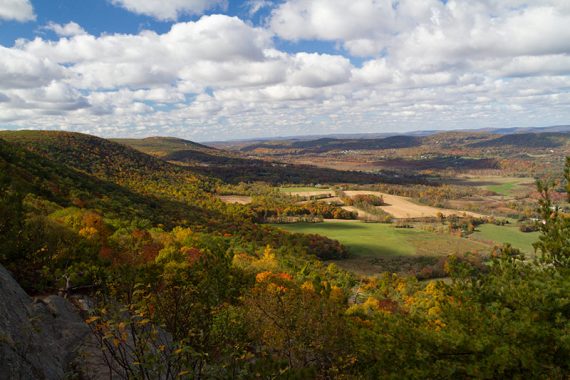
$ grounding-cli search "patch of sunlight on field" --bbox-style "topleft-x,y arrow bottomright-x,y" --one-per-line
486,182 -> 518,196
273,222 -> 415,256
462,176 -> 534,196
471,224 -> 539,254
273,221 -> 486,257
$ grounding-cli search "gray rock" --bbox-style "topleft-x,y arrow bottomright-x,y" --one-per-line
0,265 -> 91,380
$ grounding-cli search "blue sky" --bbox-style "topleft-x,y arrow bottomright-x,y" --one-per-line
0,0 -> 569,141
1,1 -> 262,45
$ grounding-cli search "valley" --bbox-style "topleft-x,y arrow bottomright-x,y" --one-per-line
1,128 -> 568,378
2,3 -> 569,377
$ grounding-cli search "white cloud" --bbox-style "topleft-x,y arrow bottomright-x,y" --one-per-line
269,0 -> 439,56
352,58 -> 392,85
269,0 -> 570,59
247,0 -> 273,16
0,0 -> 34,22
0,47 -> 64,89
110,0 -> 225,20
287,53 -> 352,88
1,4 -> 570,140
44,22 -> 87,37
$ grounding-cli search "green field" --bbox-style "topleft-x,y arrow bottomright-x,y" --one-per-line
486,182 -> 518,196
461,176 -> 534,196
471,224 -> 539,254
273,222 -> 487,257
279,186 -> 330,193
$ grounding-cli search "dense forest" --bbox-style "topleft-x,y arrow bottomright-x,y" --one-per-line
0,131 -> 569,379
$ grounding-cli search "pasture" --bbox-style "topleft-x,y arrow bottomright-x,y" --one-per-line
273,221 -> 487,257
471,224 -> 539,254
458,176 -> 535,196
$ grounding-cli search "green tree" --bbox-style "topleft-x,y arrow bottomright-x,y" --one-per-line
534,177 -> 570,268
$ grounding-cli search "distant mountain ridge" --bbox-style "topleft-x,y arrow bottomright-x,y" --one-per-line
220,128 -> 570,154
240,135 -> 422,153
468,132 -> 568,148
207,125 -> 570,145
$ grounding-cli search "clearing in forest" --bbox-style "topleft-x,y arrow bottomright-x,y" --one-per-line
218,195 -> 253,204
279,187 -> 333,196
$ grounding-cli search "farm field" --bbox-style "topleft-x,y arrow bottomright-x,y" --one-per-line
218,195 -> 252,204
471,224 -> 539,254
343,190 -> 484,218
273,221 -> 487,257
458,176 -> 535,196
275,221 -> 414,256
273,221 -> 490,275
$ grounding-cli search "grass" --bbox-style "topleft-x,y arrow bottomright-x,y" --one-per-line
460,175 -> 534,196
486,182 -> 518,196
273,221 -> 487,257
275,222 -> 416,256
471,224 -> 539,254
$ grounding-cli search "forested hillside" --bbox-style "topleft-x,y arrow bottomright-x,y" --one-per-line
116,135 -> 425,185
0,132 -> 568,379
233,131 -> 570,154
0,132 -> 346,290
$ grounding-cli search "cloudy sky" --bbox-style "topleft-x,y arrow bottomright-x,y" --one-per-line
0,0 -> 569,141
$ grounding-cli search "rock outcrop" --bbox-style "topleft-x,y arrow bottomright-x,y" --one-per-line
0,265 -> 91,379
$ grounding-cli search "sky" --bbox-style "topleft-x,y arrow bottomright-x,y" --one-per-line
0,0 -> 569,141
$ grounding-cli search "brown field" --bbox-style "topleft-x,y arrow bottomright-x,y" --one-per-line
218,195 -> 252,204
343,190 -> 485,219
287,190 -> 335,197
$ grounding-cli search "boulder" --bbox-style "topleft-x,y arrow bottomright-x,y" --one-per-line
0,265 -> 91,379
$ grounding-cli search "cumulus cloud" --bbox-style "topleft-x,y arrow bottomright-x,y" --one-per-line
0,0 -> 34,22
269,0 -> 570,59
110,0 -> 225,20
288,53 -> 352,88
0,47 -> 64,89
269,0 -> 438,56
44,22 -> 87,37
1,3 -> 570,140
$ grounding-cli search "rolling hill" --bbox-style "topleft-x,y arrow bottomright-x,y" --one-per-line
0,133 -> 216,227
239,135 -> 422,153
467,132 -> 569,148
230,130 -> 570,156
0,136 -> 170,224
116,136 -> 427,185
112,136 -> 215,156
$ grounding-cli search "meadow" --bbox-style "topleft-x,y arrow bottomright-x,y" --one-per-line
471,224 -> 540,254
273,221 -> 487,257
460,176 -> 535,196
